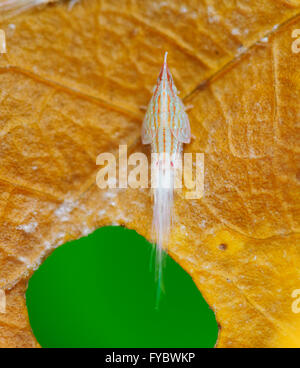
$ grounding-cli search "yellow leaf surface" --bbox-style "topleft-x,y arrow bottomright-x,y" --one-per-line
0,0 -> 299,348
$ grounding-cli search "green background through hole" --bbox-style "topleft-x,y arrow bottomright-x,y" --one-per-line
26,226 -> 218,348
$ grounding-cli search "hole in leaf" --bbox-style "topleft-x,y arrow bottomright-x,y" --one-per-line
26,226 -> 218,348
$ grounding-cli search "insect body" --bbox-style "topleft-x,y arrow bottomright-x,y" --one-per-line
0,0 -> 57,19
142,52 -> 191,288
